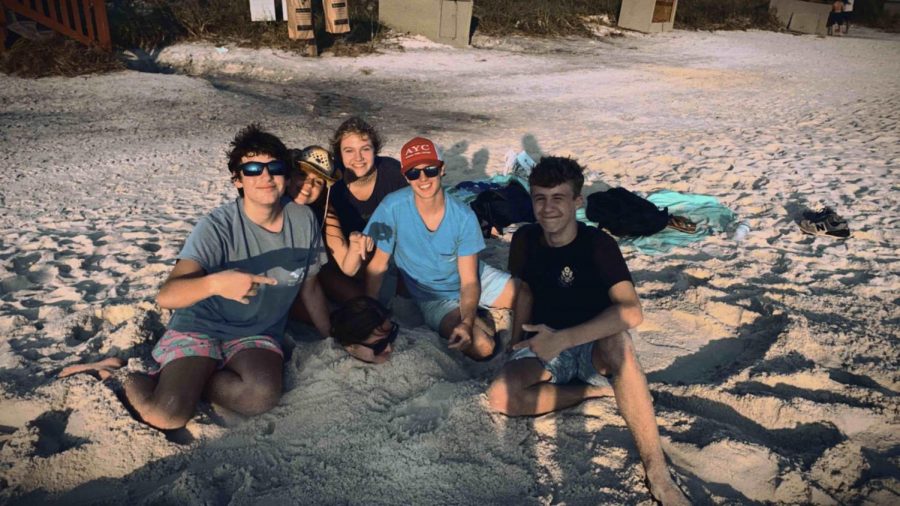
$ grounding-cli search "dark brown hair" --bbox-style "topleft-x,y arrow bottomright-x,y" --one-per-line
330,296 -> 390,346
529,156 -> 585,196
226,124 -> 289,196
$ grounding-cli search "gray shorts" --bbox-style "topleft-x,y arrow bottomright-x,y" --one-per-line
510,341 -> 611,387
416,263 -> 511,331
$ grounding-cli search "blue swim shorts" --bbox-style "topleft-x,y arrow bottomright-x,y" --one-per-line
416,263 -> 511,331
510,341 -> 611,387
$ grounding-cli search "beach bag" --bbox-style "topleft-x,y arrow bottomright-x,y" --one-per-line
586,187 -> 669,237
470,181 -> 535,237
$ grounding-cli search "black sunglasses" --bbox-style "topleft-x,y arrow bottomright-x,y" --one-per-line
405,165 -> 442,181
239,160 -> 288,177
360,322 -> 399,355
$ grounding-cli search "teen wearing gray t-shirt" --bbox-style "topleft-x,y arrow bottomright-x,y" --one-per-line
60,125 -> 330,430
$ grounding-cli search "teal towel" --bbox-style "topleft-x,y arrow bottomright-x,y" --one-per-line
448,182 -> 735,255
619,190 -> 736,255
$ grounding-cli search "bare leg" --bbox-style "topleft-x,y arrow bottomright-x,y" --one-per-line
56,355 -> 217,430
436,278 -> 519,360
594,332 -> 689,506
486,358 -> 613,416
319,261 -> 365,304
289,262 -> 364,323
489,278 -> 517,310
204,349 -> 283,416
508,278 -> 534,349
438,308 -> 496,360
122,356 -> 217,430
288,289 -> 315,323
58,357 -> 125,380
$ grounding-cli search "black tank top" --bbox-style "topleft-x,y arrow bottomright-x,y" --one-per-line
330,156 -> 406,235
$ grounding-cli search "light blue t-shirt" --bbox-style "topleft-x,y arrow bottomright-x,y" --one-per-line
167,199 -> 326,341
364,187 -> 485,301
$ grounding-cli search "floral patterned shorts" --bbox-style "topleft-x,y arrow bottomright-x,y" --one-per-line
151,330 -> 283,373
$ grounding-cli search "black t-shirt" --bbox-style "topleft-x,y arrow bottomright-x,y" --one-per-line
330,156 -> 406,235
508,222 -> 633,330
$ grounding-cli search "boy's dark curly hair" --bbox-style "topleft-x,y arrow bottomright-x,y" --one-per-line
226,124 -> 289,196
528,156 -> 586,196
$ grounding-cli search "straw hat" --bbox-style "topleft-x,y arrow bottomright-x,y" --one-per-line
295,145 -> 339,184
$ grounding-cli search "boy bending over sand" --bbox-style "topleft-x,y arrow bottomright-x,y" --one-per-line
63,125 -> 329,429
486,156 -> 689,506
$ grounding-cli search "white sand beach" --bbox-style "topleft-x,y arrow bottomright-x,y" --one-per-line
0,25 -> 898,505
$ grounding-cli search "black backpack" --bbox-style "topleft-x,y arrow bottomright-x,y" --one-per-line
585,187 -> 669,237
469,181 -> 536,237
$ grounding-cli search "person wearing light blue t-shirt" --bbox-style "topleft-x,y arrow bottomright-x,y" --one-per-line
364,137 -> 517,360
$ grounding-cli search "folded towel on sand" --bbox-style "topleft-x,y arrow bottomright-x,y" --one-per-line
619,190 -> 736,255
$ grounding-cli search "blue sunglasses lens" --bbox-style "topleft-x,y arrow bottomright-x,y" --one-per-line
240,162 -> 264,176
405,166 -> 441,181
240,160 -> 287,176
267,160 -> 287,175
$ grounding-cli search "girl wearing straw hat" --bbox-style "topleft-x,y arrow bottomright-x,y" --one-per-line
288,145 -> 375,322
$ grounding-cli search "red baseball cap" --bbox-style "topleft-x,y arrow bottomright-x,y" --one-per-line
400,137 -> 444,173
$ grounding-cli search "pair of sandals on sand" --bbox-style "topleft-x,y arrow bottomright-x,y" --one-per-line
666,215 -> 697,234
799,207 -> 850,238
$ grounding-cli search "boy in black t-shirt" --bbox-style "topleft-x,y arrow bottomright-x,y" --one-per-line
487,157 -> 689,506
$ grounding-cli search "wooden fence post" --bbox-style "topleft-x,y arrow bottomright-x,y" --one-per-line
92,0 -> 111,50
0,5 -> 7,52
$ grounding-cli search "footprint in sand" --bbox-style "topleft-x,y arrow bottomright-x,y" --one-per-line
0,275 -> 34,295
140,242 -> 162,253
24,266 -> 58,285
58,313 -> 104,346
11,252 -> 42,274
29,410 -> 90,458
73,280 -> 107,302
390,382 -> 457,438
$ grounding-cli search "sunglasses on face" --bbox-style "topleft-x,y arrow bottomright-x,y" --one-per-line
239,160 -> 288,177
360,322 -> 399,355
405,165 -> 442,181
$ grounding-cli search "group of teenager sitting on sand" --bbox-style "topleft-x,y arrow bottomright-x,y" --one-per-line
63,118 -> 690,505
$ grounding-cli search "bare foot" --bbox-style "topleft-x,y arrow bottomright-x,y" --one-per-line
646,467 -> 690,506
462,319 -> 498,360
59,357 -> 125,380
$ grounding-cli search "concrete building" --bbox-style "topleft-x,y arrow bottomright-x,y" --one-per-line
379,0 -> 474,48
769,0 -> 832,36
618,0 -> 678,33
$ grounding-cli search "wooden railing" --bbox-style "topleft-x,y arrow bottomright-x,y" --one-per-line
1,0 -> 111,50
